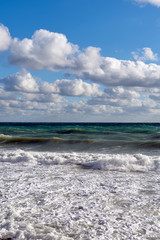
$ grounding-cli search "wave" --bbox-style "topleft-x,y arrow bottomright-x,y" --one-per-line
55,128 -> 119,135
0,135 -> 48,144
1,127 -> 160,153
0,149 -> 159,173
0,134 -> 95,145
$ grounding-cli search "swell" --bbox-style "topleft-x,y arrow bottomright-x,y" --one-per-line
1,122 -> 160,153
0,135 -> 49,144
1,134 -> 160,154
0,135 -> 95,145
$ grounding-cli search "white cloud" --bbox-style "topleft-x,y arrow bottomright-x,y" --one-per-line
135,0 -> 160,7
9,29 -> 78,71
0,70 -> 39,92
87,87 -> 142,108
1,25 -> 160,120
132,48 -> 158,61
0,71 -> 160,120
70,47 -> 160,88
22,92 -> 62,103
0,99 -> 61,113
1,25 -> 160,89
0,70 -> 101,97
63,85 -> 160,119
0,87 -> 15,100
0,24 -> 11,51
66,100 -> 108,115
104,87 -> 140,99
40,78 -> 101,97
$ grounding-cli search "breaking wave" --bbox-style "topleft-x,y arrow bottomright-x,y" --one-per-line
0,149 -> 159,173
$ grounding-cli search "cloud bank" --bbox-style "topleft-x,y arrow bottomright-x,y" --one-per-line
0,70 -> 160,121
0,24 -> 160,121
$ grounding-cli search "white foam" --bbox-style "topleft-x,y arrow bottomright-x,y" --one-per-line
0,134 -> 11,137
0,155 -> 160,239
0,149 -> 159,172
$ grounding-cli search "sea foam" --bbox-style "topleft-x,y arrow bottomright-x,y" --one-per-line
0,151 -> 160,240
0,149 -> 159,172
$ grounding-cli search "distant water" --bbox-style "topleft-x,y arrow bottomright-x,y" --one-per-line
0,123 -> 160,239
1,122 -> 160,154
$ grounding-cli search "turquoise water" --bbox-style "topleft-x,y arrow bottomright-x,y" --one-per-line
0,122 -> 160,153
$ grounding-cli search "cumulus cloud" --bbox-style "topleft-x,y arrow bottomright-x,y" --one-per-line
9,29 -> 78,71
22,92 -> 62,103
10,39 -> 160,88
1,70 -> 160,120
66,100 -> 108,115
40,78 -> 101,97
132,47 -> 158,62
0,24 -> 11,51
1,25 -> 160,89
104,87 -> 140,99
0,70 -> 101,97
0,87 -> 15,100
66,86 -> 149,117
1,25 -> 160,120
135,0 -> 160,7
0,70 -> 39,92
70,47 -> 160,88
87,87 -> 142,108
0,99 -> 62,114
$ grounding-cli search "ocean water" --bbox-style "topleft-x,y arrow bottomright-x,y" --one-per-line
0,123 -> 160,239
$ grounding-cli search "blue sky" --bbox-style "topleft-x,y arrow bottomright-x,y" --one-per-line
0,0 -> 160,121
1,0 -> 160,59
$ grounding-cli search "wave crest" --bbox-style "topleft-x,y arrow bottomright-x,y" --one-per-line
0,150 -> 159,173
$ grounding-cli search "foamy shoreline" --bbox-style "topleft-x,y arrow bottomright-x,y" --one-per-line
0,154 -> 160,240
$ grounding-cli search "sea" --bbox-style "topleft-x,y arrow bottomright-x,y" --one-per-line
0,122 -> 160,240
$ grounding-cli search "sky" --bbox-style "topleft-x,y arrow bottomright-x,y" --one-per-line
1,0 -> 160,122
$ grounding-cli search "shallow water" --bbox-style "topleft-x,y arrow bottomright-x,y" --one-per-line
0,160 -> 160,239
